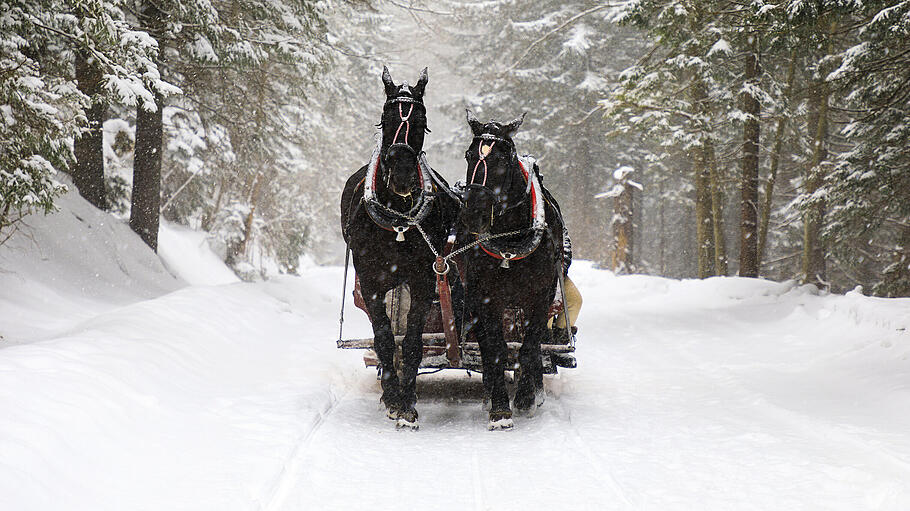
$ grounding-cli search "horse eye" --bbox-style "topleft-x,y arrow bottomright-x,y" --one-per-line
465,150 -> 471,160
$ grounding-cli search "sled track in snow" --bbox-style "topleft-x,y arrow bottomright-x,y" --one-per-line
470,450 -> 486,511
549,394 -> 635,507
260,385 -> 350,511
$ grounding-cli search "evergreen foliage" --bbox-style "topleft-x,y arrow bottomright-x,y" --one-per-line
2,0 -> 908,294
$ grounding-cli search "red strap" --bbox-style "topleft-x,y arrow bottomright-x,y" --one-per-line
435,257 -> 461,368
478,242 -> 530,261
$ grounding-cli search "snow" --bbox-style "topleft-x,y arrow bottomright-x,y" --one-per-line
563,24 -> 593,54
707,38 -> 732,57
1,191 -> 910,510
0,179 -> 181,345
158,220 -> 239,286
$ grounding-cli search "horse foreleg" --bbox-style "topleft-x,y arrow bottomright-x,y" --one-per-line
477,304 -> 512,429
396,281 -> 433,428
362,283 -> 400,417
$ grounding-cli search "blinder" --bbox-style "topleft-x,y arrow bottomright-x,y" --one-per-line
465,134 -> 531,222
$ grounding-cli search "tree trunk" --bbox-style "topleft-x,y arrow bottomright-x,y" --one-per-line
690,75 -> 715,278
658,176 -> 666,275
801,79 -> 830,286
611,174 -> 634,274
227,172 -> 264,266
202,176 -> 226,232
739,43 -> 761,278
801,22 -> 836,287
694,144 -> 715,278
706,142 -> 727,276
130,4 -> 165,251
73,51 -> 107,210
879,223 -> 910,297
131,90 -> 163,251
758,53 -> 796,269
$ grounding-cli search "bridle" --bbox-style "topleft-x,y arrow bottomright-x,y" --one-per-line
381,95 -> 426,166
362,94 -> 436,242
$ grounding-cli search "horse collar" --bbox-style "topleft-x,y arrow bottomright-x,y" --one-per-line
363,139 -> 435,239
477,155 -> 547,267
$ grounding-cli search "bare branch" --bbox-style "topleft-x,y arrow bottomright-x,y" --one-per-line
503,4 -> 622,74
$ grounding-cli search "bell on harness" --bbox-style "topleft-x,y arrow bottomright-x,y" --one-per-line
500,252 -> 515,269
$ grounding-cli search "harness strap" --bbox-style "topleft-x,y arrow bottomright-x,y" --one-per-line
434,256 -> 461,367
478,242 -> 534,262
337,242 -> 351,347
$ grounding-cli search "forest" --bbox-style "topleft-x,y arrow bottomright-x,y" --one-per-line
3,0 -> 909,295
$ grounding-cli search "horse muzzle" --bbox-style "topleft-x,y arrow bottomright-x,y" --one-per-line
460,183 -> 496,234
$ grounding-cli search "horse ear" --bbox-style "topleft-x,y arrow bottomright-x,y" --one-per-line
504,112 -> 527,138
466,108 -> 483,136
381,65 -> 396,96
414,67 -> 428,97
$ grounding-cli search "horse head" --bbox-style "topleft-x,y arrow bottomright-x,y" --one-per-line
460,109 -> 527,235
379,66 -> 428,198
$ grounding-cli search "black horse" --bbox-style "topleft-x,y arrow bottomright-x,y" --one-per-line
459,109 -> 565,430
340,67 -> 459,429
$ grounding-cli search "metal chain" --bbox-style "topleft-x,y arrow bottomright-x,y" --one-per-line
371,195 -> 426,221
412,221 -> 528,262
373,196 -> 530,270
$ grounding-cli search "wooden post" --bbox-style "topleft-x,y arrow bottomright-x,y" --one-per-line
599,167 -> 639,274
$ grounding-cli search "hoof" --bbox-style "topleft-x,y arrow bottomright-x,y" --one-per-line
381,395 -> 402,420
514,386 -> 546,413
395,409 -> 419,430
487,410 -> 513,431
534,387 -> 546,407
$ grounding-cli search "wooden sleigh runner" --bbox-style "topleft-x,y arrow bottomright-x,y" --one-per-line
337,255 -> 577,375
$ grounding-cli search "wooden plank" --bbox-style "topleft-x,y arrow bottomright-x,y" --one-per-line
357,349 -> 562,374
337,334 -> 446,349
338,336 -> 574,353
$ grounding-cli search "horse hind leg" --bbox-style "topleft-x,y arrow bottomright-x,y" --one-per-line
514,311 -> 547,413
362,285 -> 402,419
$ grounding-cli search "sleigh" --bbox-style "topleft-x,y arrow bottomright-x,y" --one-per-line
336,255 -> 576,375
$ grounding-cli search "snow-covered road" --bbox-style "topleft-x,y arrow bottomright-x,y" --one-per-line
2,194 -> 909,510
266,266 -> 910,511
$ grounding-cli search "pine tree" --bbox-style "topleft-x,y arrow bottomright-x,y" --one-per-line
1,0 -> 168,243
444,1 -> 646,266
825,1 -> 910,296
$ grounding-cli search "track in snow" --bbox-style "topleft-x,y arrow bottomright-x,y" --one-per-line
262,385 -> 351,511
266,370 -> 631,511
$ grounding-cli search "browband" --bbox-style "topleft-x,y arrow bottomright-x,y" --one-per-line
384,96 -> 425,108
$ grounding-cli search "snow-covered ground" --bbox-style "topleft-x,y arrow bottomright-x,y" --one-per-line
2,189 -> 909,510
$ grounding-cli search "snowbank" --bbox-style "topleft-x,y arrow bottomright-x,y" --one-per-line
158,220 -> 239,286
0,179 -> 182,345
